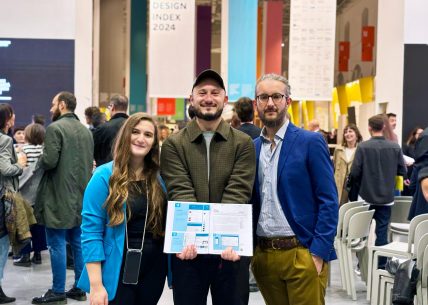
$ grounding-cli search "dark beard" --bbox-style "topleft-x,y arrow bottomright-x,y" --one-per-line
259,108 -> 287,128
51,108 -> 61,121
194,107 -> 223,121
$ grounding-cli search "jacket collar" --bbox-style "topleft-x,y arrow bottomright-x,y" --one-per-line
187,119 -> 229,142
111,113 -> 129,120
56,112 -> 79,122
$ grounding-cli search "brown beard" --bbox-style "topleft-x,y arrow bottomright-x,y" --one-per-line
194,106 -> 223,121
259,107 -> 287,128
51,107 -> 61,121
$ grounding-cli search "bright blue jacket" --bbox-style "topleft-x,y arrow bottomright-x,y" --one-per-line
77,162 -> 167,300
252,123 -> 338,261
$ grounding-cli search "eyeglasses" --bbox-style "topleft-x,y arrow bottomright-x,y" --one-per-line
256,93 -> 286,105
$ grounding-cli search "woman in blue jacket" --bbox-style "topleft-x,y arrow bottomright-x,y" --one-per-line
78,113 -> 167,305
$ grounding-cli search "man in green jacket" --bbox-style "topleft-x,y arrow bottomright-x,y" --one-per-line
160,70 -> 256,305
32,92 -> 94,305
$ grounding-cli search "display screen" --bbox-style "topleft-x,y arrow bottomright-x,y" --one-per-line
0,38 -> 74,127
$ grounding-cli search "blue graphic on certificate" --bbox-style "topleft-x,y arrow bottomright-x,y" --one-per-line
164,201 -> 253,256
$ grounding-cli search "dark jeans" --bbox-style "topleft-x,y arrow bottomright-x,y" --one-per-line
109,237 -> 167,305
21,224 -> 47,254
237,256 -> 251,305
172,255 -> 240,305
369,205 -> 392,268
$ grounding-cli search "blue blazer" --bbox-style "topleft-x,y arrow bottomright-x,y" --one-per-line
252,123 -> 338,261
77,162 -> 167,300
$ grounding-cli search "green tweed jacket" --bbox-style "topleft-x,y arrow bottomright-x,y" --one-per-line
34,113 -> 94,229
160,119 -> 256,204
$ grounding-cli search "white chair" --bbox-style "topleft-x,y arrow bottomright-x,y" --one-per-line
342,209 -> 375,300
334,200 -> 365,290
341,205 -> 370,295
379,233 -> 428,305
389,196 -> 413,236
367,213 -> 428,301
379,277 -> 394,305
371,220 -> 428,305
419,245 -> 428,305
416,237 -> 428,305
389,196 -> 412,239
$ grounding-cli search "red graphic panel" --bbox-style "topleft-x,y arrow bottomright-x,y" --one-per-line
339,41 -> 350,72
157,98 -> 176,116
362,26 -> 375,61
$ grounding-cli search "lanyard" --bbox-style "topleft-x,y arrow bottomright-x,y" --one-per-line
125,180 -> 149,252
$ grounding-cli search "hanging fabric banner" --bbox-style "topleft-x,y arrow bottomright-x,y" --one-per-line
289,0 -> 336,101
223,0 -> 258,101
148,0 -> 195,98
362,26 -> 375,61
339,41 -> 350,72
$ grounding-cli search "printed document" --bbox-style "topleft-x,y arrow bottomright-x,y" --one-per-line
164,201 -> 253,256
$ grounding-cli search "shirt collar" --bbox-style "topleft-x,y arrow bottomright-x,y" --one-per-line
187,119 -> 229,142
261,119 -> 289,142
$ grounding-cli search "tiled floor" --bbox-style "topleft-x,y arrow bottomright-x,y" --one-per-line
3,252 -> 370,304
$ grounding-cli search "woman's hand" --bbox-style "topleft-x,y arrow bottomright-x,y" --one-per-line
176,245 -> 197,260
89,284 -> 108,305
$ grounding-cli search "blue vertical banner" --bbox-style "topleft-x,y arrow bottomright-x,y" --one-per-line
227,0 -> 258,101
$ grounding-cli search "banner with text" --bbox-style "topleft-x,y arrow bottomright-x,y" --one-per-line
227,0 -> 258,101
289,0 -> 336,101
148,0 -> 195,98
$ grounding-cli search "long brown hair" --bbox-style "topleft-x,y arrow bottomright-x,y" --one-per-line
104,113 -> 165,237
406,126 -> 423,146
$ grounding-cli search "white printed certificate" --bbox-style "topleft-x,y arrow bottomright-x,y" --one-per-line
164,201 -> 253,256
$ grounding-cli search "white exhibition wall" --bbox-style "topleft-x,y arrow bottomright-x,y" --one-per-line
376,0 -> 405,143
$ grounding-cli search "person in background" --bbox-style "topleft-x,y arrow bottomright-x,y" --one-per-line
230,113 -> 242,129
32,92 -> 93,305
91,111 -> 106,130
402,126 -> 424,196
420,169 -> 428,202
349,114 -> 407,268
158,125 -> 170,152
407,126 -> 428,219
32,114 -> 46,126
386,113 -> 399,143
158,125 -> 170,141
403,126 -> 424,160
13,126 -> 26,152
234,97 -> 261,140
14,123 -> 47,267
233,96 -> 262,304
251,74 -> 338,305
78,113 -> 167,305
308,119 -> 328,142
333,124 -> 363,205
328,128 -> 338,145
0,103 -> 27,304
93,95 -> 129,167
84,106 -> 101,131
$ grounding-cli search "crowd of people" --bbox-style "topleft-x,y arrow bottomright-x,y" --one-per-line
0,69 -> 426,305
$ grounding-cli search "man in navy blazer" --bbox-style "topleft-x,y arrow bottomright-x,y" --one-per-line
251,74 -> 338,305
